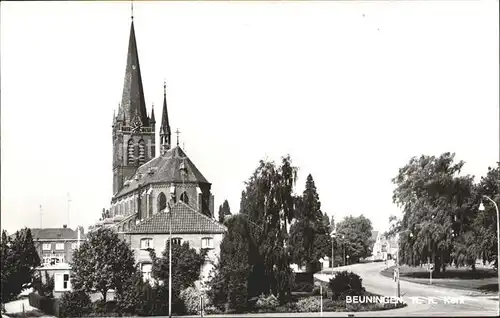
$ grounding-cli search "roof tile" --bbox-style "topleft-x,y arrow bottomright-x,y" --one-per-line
128,201 -> 226,234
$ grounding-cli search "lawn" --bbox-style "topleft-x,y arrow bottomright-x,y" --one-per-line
381,265 -> 498,293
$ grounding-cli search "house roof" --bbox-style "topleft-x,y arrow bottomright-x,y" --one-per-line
10,228 -> 84,241
114,146 -> 210,198
128,201 -> 227,234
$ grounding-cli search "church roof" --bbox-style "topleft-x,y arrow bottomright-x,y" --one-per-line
128,201 -> 227,234
114,146 -> 210,198
117,20 -> 149,126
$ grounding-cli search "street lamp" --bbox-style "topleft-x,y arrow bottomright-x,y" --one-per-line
478,195 -> 499,315
396,229 -> 413,298
342,235 -> 346,266
330,229 -> 336,276
167,185 -> 176,318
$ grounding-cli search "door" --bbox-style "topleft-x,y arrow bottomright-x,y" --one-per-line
54,273 -> 63,292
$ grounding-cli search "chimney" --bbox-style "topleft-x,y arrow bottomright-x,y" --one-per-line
63,224 -> 67,229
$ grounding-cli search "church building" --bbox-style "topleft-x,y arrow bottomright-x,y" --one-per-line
91,14 -> 226,282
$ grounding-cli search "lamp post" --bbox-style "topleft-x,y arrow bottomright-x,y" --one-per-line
330,229 -> 336,276
396,229 -> 413,298
168,185 -> 175,318
478,195 -> 499,315
342,235 -> 346,266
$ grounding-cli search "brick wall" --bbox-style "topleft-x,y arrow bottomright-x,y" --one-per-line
126,232 -> 224,281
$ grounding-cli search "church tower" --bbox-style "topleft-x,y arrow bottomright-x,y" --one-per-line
160,82 -> 172,155
112,17 -> 156,195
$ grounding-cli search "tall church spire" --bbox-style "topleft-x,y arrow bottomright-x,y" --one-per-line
118,17 -> 148,126
160,81 -> 172,155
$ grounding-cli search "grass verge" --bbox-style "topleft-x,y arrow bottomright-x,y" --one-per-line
381,265 -> 498,293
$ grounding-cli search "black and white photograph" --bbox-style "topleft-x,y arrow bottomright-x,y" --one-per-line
1,0 -> 499,317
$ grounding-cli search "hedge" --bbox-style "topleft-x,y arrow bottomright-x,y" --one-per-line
28,293 -> 61,317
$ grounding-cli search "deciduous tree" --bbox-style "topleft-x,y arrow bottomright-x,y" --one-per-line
240,155 -> 298,304
335,215 -> 374,263
70,228 -> 135,301
391,152 -> 477,273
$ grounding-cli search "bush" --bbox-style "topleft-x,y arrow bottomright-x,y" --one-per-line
311,285 -> 328,298
294,272 -> 314,285
255,293 -> 279,310
32,272 -> 54,298
296,296 -> 320,313
179,286 -> 210,315
93,300 -> 119,316
58,291 -> 91,317
293,282 -> 313,292
328,271 -> 365,300
28,293 -> 61,317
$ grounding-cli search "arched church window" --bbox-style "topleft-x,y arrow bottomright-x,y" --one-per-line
149,193 -> 154,217
123,222 -> 128,231
138,140 -> 146,165
157,192 -> 167,212
128,139 -> 135,165
180,192 -> 189,205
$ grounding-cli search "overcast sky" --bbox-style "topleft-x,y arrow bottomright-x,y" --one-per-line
1,1 -> 498,234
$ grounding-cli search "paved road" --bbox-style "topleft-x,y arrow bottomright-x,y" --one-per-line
315,262 -> 499,317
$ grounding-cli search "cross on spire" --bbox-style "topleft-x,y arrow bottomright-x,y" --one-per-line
175,128 -> 181,146
131,1 -> 134,20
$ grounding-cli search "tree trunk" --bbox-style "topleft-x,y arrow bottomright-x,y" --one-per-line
101,289 -> 107,302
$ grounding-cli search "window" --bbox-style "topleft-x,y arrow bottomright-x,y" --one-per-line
157,192 -> 167,212
71,243 -> 77,249
140,238 -> 153,250
128,139 -> 135,165
42,256 -> 52,265
180,192 -> 189,205
141,263 -> 152,282
63,274 -> 70,289
55,243 -> 65,250
138,140 -> 146,165
201,237 -> 214,249
45,253 -> 64,265
42,243 -> 51,251
171,238 -> 182,246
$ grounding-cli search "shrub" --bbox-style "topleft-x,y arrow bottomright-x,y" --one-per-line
294,272 -> 314,285
296,296 -> 321,313
32,272 -> 54,298
311,284 -> 328,298
204,305 -> 222,315
255,293 -> 279,310
28,293 -> 61,316
179,286 -> 210,315
328,271 -> 365,300
58,291 -> 91,317
293,282 -> 313,292
93,300 -> 119,316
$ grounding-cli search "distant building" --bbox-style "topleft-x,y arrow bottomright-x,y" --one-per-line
35,263 -> 72,298
370,231 -> 398,261
10,225 -> 85,266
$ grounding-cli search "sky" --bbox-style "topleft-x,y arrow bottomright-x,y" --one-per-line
1,1 -> 499,235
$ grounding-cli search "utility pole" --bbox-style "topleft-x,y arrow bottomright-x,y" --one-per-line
39,205 -> 43,228
67,193 -> 72,227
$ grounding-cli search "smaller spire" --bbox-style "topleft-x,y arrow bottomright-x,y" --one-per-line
151,104 -> 156,123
